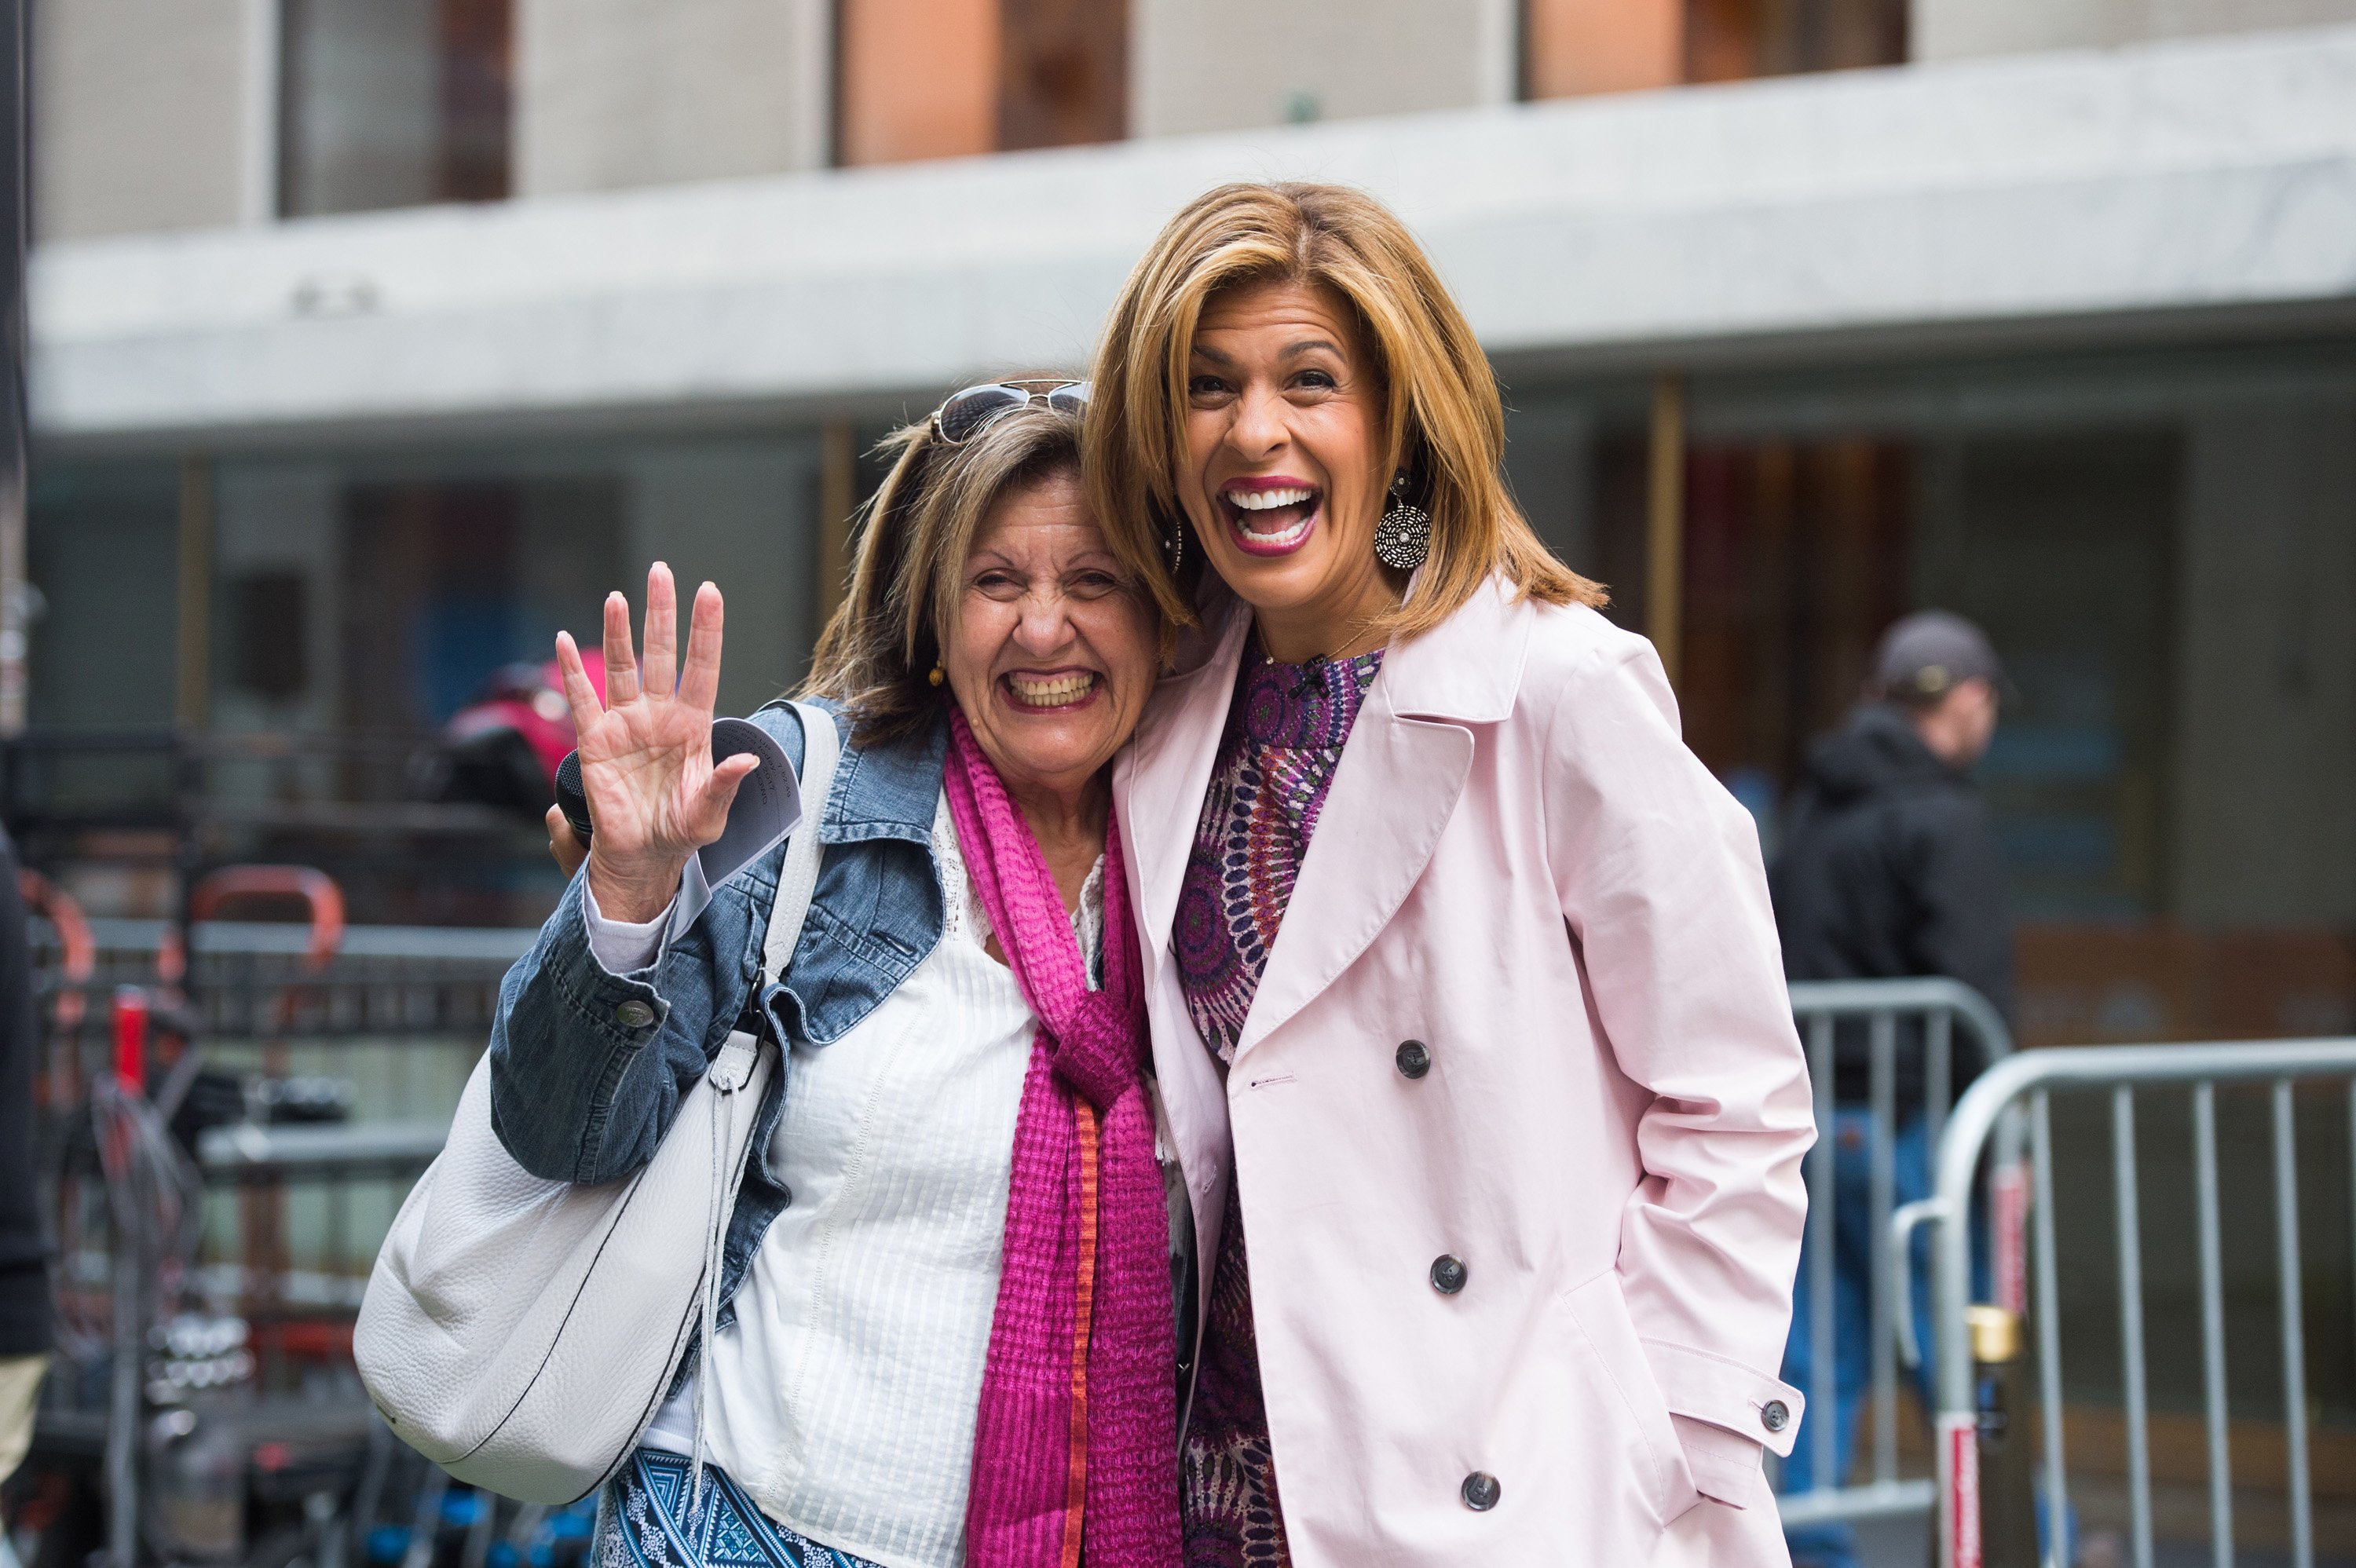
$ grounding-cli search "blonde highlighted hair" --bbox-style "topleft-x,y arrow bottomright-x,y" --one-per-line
1087,181 -> 1603,639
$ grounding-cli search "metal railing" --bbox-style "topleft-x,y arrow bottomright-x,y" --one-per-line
1774,978 -> 2018,1532
28,911 -> 535,1568
31,914 -> 526,1314
1923,1038 -> 2356,1568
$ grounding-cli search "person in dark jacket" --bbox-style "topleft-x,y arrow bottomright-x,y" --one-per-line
1773,612 -> 2015,1095
0,826 -> 49,1485
1769,611 -> 2013,1568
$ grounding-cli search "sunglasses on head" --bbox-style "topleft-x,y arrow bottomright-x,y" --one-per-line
930,379 -> 1089,444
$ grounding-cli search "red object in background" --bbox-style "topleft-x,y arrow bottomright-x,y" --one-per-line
190,865 -> 346,973
20,870 -> 94,1028
445,650 -> 605,788
1991,1163 -> 2029,1317
1943,1413 -> 1982,1568
260,1318 -> 353,1364
112,986 -> 148,1091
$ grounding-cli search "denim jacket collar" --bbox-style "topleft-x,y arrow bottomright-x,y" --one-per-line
812,703 -> 949,850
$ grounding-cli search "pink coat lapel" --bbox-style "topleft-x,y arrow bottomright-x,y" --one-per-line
1233,577 -> 1535,1062
1118,577 -> 1537,1061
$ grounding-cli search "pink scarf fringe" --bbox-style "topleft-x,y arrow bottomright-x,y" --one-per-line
943,710 -> 1180,1568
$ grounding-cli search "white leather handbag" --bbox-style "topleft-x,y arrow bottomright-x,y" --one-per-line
354,703 -> 839,1504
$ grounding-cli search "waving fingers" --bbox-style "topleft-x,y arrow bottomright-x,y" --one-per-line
601,591 -> 640,707
553,631 -> 607,736
641,561 -> 679,701
677,582 -> 725,715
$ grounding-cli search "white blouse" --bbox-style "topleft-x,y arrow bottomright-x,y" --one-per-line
587,795 -> 1104,1568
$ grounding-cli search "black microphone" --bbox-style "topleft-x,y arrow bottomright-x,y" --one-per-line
554,750 -> 592,844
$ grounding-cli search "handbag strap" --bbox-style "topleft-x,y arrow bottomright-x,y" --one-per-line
685,700 -> 843,1518
762,700 -> 840,983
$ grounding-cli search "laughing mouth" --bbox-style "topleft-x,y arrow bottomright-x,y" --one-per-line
1221,484 -> 1322,554
1004,671 -> 1100,709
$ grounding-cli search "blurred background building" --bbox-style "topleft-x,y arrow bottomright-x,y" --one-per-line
23,0 -> 2356,1042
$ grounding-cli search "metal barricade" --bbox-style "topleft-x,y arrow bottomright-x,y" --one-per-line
27,912 -> 529,1568
1924,1038 -> 2356,1568
33,914 -> 525,1313
1775,978 -> 2018,1534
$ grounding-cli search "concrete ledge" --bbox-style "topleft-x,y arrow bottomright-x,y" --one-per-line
31,23 -> 2356,445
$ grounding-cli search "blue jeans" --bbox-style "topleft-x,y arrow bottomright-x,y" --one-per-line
1776,1109 -> 1936,1568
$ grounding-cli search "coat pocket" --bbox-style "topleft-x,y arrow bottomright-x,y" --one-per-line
1562,1270 -> 1703,1527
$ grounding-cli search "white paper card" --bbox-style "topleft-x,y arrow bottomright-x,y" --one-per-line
697,716 -> 803,889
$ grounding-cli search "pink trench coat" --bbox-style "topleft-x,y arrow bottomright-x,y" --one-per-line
1112,577 -> 1816,1566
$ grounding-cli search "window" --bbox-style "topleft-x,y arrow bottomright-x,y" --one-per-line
1683,0 -> 1906,82
337,478 -> 618,729
997,0 -> 1125,152
278,0 -> 512,217
1510,345 -> 2356,1050
835,0 -> 1125,166
27,465 -> 180,729
1523,0 -> 1906,99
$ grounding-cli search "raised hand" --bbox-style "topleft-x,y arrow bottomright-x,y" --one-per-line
553,563 -> 758,924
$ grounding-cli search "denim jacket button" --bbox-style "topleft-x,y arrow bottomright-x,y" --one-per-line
616,999 -> 656,1029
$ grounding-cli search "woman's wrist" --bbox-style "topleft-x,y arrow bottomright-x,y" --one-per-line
587,851 -> 687,926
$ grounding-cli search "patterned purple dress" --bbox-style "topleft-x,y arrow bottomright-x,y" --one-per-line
1173,643 -> 1384,1568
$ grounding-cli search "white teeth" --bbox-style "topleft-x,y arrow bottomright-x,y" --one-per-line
1007,672 -> 1096,707
1229,486 -> 1314,511
1238,510 -> 1313,543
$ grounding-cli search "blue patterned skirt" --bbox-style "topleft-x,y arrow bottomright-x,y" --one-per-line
596,1449 -> 882,1568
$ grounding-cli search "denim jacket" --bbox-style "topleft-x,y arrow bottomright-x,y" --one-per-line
488,700 -> 949,1326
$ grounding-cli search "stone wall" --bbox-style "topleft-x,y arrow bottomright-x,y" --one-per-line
515,0 -> 831,195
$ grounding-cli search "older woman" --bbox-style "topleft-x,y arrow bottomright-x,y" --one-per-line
1088,184 -> 1816,1565
492,387 -> 1191,1568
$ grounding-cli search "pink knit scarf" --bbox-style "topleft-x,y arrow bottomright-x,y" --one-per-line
943,709 -> 1180,1568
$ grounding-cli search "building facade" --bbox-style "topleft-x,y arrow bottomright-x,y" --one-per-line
24,0 -> 2356,1042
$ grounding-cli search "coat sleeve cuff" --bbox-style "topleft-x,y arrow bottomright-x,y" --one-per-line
1642,1336 -> 1805,1459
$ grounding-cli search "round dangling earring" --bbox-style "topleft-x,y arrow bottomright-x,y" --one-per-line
927,663 -> 946,687
1374,471 -> 1431,572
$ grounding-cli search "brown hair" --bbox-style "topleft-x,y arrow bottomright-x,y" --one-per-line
802,397 -> 1175,745
1087,181 -> 1604,640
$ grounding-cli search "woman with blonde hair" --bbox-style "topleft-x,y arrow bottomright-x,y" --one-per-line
1088,182 -> 1816,1564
